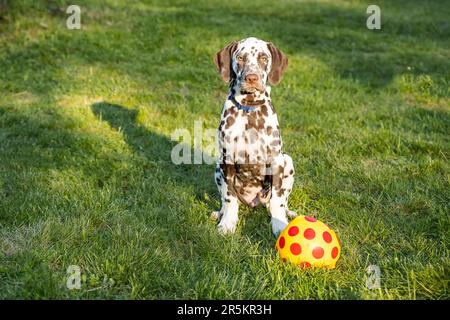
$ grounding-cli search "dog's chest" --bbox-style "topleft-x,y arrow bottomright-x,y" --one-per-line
218,99 -> 283,205
218,100 -> 281,164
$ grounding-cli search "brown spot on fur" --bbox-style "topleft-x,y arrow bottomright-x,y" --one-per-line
225,116 -> 235,129
257,118 -> 265,129
247,114 -> 257,129
266,145 -> 272,156
230,107 -> 238,115
260,104 -> 269,117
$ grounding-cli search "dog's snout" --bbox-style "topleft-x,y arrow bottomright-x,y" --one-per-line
245,73 -> 259,84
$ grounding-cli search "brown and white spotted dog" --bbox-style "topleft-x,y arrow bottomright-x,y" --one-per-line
212,37 -> 296,236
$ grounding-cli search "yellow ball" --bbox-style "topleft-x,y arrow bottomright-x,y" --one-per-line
276,215 -> 341,269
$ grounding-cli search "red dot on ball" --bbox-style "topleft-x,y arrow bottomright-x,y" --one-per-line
323,231 -> 332,243
312,246 -> 324,259
305,216 -> 317,222
331,247 -> 339,259
288,226 -> 299,236
304,228 -> 316,240
290,243 -> 302,255
279,236 -> 285,249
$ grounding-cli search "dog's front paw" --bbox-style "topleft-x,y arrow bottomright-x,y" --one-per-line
286,210 -> 297,218
217,217 -> 237,234
271,217 -> 288,236
210,211 -> 222,221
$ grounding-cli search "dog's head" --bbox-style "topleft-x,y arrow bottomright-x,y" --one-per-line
214,37 -> 288,94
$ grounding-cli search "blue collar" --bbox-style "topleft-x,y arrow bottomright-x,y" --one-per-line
228,95 -> 258,112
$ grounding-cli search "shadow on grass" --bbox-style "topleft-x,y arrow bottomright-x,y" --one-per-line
91,101 -> 216,204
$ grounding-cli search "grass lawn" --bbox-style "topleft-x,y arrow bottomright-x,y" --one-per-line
0,0 -> 449,299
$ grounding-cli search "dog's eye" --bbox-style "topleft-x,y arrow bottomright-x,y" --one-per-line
260,56 -> 268,63
237,55 -> 244,62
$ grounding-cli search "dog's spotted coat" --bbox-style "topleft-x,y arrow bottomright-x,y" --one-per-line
213,37 -> 296,235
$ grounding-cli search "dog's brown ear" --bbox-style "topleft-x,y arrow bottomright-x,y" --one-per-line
214,41 -> 238,82
267,42 -> 288,85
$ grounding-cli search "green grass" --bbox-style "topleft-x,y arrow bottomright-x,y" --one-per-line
0,0 -> 449,299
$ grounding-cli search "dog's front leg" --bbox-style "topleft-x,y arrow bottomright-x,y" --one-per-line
268,155 -> 291,236
215,163 -> 240,234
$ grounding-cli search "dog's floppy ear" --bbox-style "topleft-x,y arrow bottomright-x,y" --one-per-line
267,42 -> 288,85
214,41 -> 238,82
